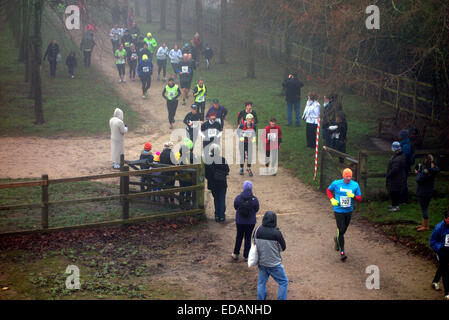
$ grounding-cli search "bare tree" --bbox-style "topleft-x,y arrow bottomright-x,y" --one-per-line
195,0 -> 203,36
134,0 -> 140,17
218,0 -> 227,64
175,0 -> 182,41
31,0 -> 44,124
245,2 -> 255,78
160,0 -> 166,30
145,0 -> 151,23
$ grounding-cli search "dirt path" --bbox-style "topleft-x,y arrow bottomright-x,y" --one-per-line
0,26 -> 442,300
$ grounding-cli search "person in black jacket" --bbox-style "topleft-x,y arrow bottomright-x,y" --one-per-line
386,142 -> 407,212
201,112 -> 223,155
65,51 -> 77,79
328,111 -> 347,163
255,211 -> 288,300
80,31 -> 95,67
415,154 -> 440,231
43,39 -> 60,78
139,142 -> 154,192
184,104 -> 202,144
204,144 -> 229,222
159,142 -> 176,205
232,180 -> 259,261
237,102 -> 258,125
282,72 -> 304,127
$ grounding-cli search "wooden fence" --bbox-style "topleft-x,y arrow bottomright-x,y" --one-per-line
0,156 -> 205,236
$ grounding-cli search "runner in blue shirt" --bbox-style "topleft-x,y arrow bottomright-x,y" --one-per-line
327,168 -> 362,261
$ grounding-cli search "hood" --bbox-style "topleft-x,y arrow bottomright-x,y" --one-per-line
114,108 -> 124,121
262,211 -> 277,228
241,189 -> 253,199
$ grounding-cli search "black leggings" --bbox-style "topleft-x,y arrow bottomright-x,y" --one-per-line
83,50 -> 92,67
197,102 -> 206,121
335,212 -> 352,252
116,63 -> 125,77
129,60 -> 137,78
141,77 -> 151,94
233,224 -> 255,259
390,190 -> 401,207
418,195 -> 432,219
435,254 -> 449,295
157,59 -> 167,77
167,99 -> 178,124
306,123 -> 317,148
266,149 -> 278,167
240,140 -> 253,169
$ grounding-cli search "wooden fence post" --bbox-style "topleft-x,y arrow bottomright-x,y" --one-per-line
41,174 -> 49,230
197,162 -> 205,210
359,151 -> 368,197
122,166 -> 130,220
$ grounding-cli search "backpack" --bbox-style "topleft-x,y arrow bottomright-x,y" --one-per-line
239,197 -> 253,218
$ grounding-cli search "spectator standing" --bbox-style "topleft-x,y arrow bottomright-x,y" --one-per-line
302,93 -> 320,148
282,72 -> 304,127
206,98 -> 228,125
204,144 -> 229,222
237,102 -> 258,125
328,111 -> 348,162
430,210 -> 449,300
386,142 -> 407,212
202,43 -> 214,70
109,108 -> 128,169
232,181 -> 259,261
415,154 -> 440,231
255,211 -> 288,300
399,129 -> 415,203
80,31 -> 95,67
322,93 -> 338,147
43,39 -> 60,78
65,51 -> 77,79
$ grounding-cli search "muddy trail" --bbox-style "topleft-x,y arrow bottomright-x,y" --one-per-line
0,25 -> 442,300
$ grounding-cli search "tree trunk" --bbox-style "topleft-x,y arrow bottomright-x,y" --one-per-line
195,0 -> 203,36
219,0 -> 226,64
246,5 -> 255,79
175,0 -> 182,41
283,23 -> 293,79
32,0 -> 44,124
159,0 -> 166,30
145,0 -> 151,23
19,0 -> 30,63
134,0 -> 140,17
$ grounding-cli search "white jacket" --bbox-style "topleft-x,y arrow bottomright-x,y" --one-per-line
109,108 -> 128,164
169,49 -> 183,64
303,100 -> 320,124
156,46 -> 169,60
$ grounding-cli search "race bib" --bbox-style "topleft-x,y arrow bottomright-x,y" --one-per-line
118,58 -> 125,64
131,53 -> 138,60
445,234 -> 449,247
181,66 -> 189,73
339,196 -> 351,208
242,131 -> 252,138
267,133 -> 277,141
143,67 -> 150,72
197,95 -> 205,103
192,121 -> 200,128
168,91 -> 176,98
208,129 -> 217,137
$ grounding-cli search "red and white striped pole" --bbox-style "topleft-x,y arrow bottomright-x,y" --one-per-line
313,117 -> 321,181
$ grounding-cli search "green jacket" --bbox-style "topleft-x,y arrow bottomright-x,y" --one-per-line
144,37 -> 158,54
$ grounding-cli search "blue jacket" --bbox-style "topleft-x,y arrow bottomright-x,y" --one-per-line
137,59 -> 153,78
234,189 -> 259,225
400,137 -> 411,159
430,220 -> 449,256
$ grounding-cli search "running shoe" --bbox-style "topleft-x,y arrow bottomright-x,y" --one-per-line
340,251 -> 347,262
432,282 -> 440,291
231,253 -> 238,261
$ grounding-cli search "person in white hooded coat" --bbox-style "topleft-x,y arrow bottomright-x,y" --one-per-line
109,108 -> 128,169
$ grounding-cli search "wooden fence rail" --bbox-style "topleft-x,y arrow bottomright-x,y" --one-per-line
0,157 -> 206,236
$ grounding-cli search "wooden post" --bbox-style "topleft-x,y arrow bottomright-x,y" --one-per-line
41,174 -> 49,230
197,162 -> 205,210
122,166 -> 130,220
119,154 -> 125,197
192,168 -> 198,209
359,151 -> 368,198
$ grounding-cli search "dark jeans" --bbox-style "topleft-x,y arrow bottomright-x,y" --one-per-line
335,212 -> 352,252
49,60 -> 57,77
287,101 -> 300,126
390,190 -> 401,207
167,99 -> 179,124
306,123 -> 317,148
68,66 -> 75,77
211,186 -> 227,220
233,224 -> 255,259
83,50 -> 92,67
418,195 -> 432,219
129,60 -> 137,79
117,63 -> 125,77
436,254 -> 449,295
331,139 -> 346,163
239,140 -> 253,169
140,77 -> 151,94
157,59 -> 167,77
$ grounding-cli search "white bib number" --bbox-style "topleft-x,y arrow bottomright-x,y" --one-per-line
192,121 -> 200,128
242,131 -> 252,138
197,95 -> 205,103
118,58 -> 125,64
143,66 -> 150,72
339,196 -> 351,208
182,66 -> 189,73
268,133 -> 277,141
168,91 -> 176,98
445,234 -> 449,247
208,129 -> 217,137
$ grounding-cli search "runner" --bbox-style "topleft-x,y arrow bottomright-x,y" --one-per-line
137,54 -> 153,98
115,43 -> 127,83
138,43 -> 152,62
200,112 -> 223,156
326,168 -> 362,261
183,104 -> 202,144
129,21 -> 140,45
109,24 -> 121,54
179,54 -> 194,106
263,117 -> 282,175
127,44 -> 138,81
121,29 -> 133,54
162,78 -> 182,129
237,102 -> 258,125
169,44 -> 183,76
206,98 -> 228,125
156,43 -> 169,81
430,210 -> 449,300
192,78 -> 207,121
202,43 -> 214,70
238,114 -> 257,177
144,32 -> 158,58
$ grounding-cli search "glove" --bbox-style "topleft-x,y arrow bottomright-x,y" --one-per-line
240,137 -> 245,142
330,198 -> 339,206
252,137 -> 256,143
346,191 -> 355,198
